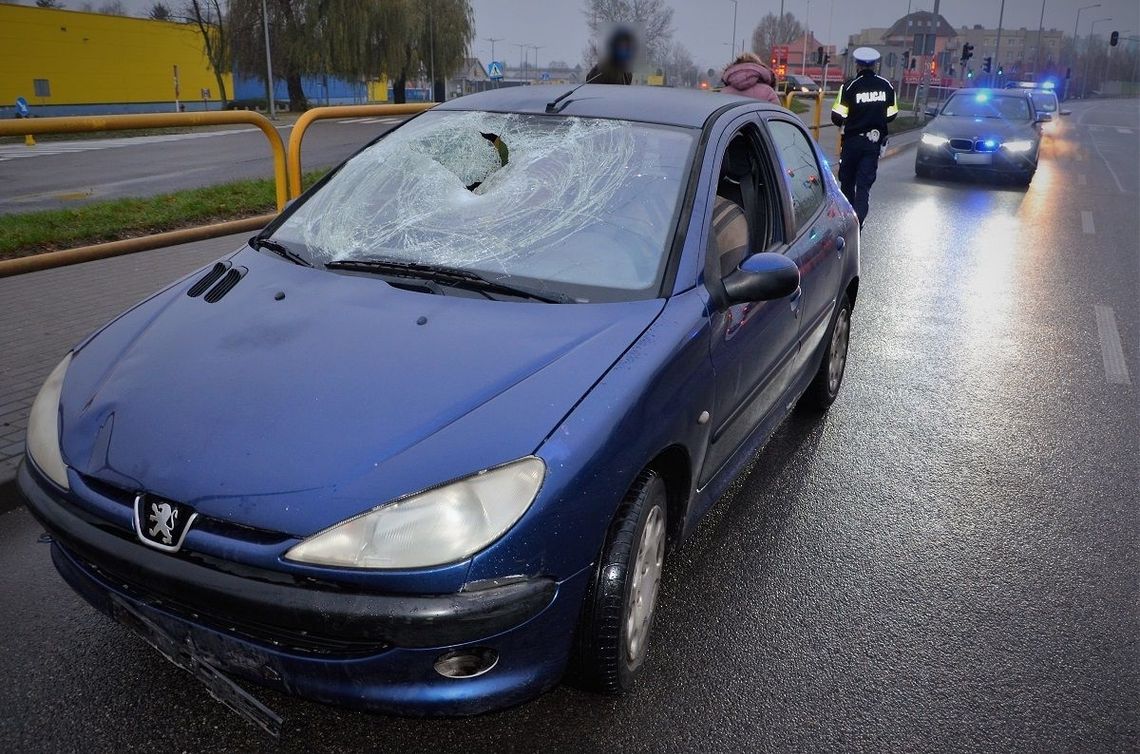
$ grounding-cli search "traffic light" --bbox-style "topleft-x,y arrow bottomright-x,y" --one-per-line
967,69 -> 973,79
816,46 -> 824,65
823,53 -> 830,67
982,56 -> 992,73
996,65 -> 1003,76
1110,30 -> 1119,46
961,43 -> 974,63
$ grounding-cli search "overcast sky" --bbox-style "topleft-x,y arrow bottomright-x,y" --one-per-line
470,0 -> 1140,70
12,0 -> 1140,72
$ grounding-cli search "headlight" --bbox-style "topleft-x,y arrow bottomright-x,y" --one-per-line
921,133 -> 949,147
1002,139 -> 1034,153
285,457 -> 545,569
26,353 -> 72,490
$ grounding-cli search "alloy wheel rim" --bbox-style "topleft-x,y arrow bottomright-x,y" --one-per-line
828,309 -> 850,394
625,504 -> 665,668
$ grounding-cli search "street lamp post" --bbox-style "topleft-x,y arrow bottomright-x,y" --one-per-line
726,0 -> 738,58
1033,0 -> 1047,79
1083,17 -> 1112,98
1072,4 -> 1100,69
994,0 -> 1006,87
802,0 -> 811,76
260,0 -> 275,119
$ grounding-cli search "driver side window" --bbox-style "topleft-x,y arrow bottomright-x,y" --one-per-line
706,125 -> 779,282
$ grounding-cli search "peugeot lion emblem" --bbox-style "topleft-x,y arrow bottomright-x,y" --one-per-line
134,493 -> 197,552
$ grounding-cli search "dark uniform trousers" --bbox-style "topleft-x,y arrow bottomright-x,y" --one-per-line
838,135 -> 879,226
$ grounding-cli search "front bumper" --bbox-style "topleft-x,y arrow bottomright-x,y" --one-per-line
915,143 -> 1037,177
19,461 -> 590,714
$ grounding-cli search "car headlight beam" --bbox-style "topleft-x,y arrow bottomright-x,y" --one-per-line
26,353 -> 72,490
921,133 -> 949,147
285,456 -> 546,570
1001,139 -> 1034,153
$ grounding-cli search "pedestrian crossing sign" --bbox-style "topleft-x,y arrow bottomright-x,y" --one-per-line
488,61 -> 504,81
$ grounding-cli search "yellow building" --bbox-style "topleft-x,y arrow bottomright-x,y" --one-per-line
0,4 -> 232,116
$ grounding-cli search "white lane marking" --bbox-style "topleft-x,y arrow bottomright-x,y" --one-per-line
1117,127 -> 1134,135
1088,129 -> 1129,194
0,128 -> 265,160
1081,210 -> 1095,234
1078,174 -> 1088,186
1094,305 -> 1131,385
1089,125 -> 1104,132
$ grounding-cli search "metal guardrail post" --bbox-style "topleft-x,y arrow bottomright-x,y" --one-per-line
285,103 -> 435,198
0,111 -> 289,210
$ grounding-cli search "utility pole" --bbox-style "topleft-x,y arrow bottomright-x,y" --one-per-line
428,0 -> 436,102
994,0 -> 1005,87
1033,0 -> 1047,80
260,0 -> 275,119
485,37 -> 503,63
917,0 -> 939,119
514,43 -> 529,81
1071,5 -> 1101,100
1083,18 -> 1112,97
726,0 -> 738,60
530,45 -> 545,82
802,0 -> 811,75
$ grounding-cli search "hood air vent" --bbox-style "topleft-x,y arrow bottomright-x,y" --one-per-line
187,262 -> 230,297
203,266 -> 247,303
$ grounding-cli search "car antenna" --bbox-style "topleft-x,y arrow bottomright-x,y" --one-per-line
545,70 -> 603,114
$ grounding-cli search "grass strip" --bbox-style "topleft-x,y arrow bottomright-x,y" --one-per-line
0,170 -> 325,261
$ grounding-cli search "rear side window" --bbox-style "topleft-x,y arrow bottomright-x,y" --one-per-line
767,120 -> 825,233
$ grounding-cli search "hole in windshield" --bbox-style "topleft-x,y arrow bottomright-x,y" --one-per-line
271,110 -> 697,303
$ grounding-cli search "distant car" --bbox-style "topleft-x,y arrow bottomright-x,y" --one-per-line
1005,80 -> 1072,119
915,89 -> 1046,185
781,74 -> 821,94
20,85 -> 861,720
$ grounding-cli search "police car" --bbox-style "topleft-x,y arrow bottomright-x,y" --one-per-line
915,89 -> 1045,185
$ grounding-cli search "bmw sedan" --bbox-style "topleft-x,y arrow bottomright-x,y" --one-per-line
19,85 -> 859,726
915,89 -> 1047,185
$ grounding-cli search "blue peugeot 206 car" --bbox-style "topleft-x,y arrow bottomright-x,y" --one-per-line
19,85 -> 859,725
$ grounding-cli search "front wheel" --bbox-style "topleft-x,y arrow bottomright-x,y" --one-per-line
801,293 -> 852,411
915,162 -> 934,179
571,471 -> 668,694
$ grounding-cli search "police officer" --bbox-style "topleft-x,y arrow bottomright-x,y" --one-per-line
831,47 -> 898,228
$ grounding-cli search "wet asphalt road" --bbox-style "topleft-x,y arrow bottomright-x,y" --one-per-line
0,99 -> 1137,752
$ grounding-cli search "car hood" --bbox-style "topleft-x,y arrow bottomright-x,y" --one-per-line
925,115 -> 1035,140
59,247 -> 664,536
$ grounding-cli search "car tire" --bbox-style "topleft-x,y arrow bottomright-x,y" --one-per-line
915,162 -> 934,179
571,470 -> 668,694
801,293 -> 852,411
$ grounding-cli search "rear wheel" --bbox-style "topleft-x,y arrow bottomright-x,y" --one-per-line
801,293 -> 852,411
572,471 -> 667,694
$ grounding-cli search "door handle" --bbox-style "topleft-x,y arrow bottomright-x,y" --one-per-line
835,236 -> 845,254
789,287 -> 802,314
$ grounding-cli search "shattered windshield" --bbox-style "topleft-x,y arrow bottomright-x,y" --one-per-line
271,110 -> 697,302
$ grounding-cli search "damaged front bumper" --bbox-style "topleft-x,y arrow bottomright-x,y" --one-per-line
20,461 -> 590,715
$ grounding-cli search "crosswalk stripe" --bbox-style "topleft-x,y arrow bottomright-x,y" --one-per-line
1116,127 -> 1134,135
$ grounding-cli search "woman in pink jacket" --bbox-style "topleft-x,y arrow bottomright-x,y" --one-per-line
720,53 -> 781,105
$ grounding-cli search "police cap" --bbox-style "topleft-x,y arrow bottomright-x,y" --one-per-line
853,47 -> 881,65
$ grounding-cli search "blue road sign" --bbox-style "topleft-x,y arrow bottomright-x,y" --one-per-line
15,97 -> 29,117
488,61 -> 504,81
541,71 -> 551,81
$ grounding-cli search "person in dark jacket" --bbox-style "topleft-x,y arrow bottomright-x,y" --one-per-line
587,27 -> 637,85
830,47 -> 898,228
720,53 -> 781,105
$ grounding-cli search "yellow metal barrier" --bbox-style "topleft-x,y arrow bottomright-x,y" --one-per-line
286,103 -> 436,198
783,90 -> 828,141
0,111 -> 289,210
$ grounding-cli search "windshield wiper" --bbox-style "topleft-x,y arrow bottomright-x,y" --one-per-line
250,236 -> 313,267
324,258 -> 569,303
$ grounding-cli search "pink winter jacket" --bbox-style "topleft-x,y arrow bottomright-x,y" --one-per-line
721,62 -> 781,105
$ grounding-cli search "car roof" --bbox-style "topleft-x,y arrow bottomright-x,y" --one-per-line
434,84 -> 772,128
949,89 -> 1030,99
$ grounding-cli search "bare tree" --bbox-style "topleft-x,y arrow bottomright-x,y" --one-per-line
661,41 -> 697,87
97,1 -> 128,14
583,0 -> 675,63
183,0 -> 230,105
148,2 -> 173,20
750,12 -> 804,62
36,0 -> 66,8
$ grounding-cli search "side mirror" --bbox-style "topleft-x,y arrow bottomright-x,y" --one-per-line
722,252 -> 800,304
924,107 -> 939,118
1036,112 -> 1053,123
1059,109 -> 1072,116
